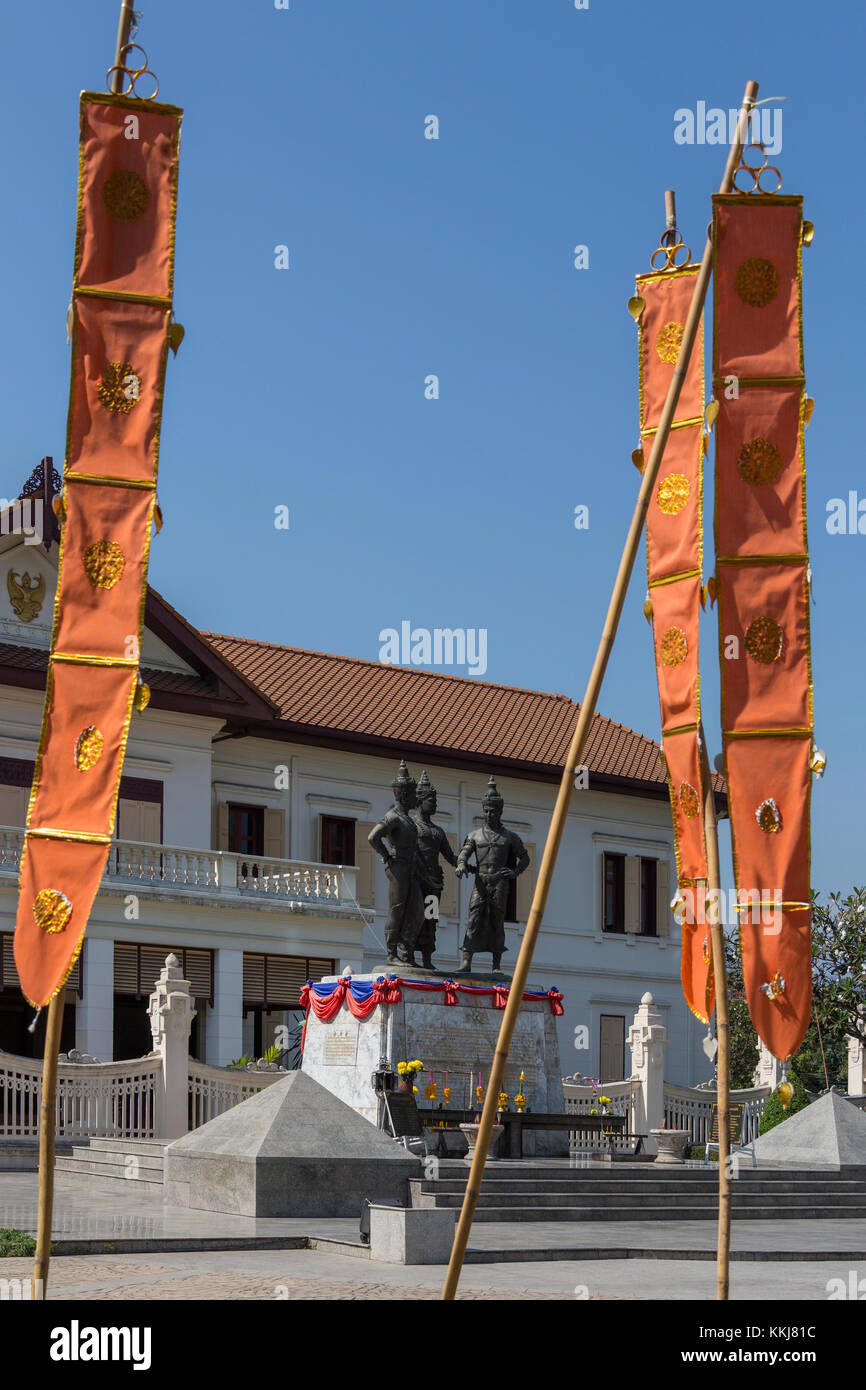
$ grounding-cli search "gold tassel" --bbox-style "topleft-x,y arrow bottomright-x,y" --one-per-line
642,596 -> 653,624
704,399 -> 719,430
803,397 -> 815,429
167,317 -> 185,356
631,447 -> 645,472
154,501 -> 163,533
133,681 -> 151,712
627,295 -> 646,322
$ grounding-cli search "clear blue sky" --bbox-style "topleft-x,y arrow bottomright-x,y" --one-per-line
1,1 -> 863,897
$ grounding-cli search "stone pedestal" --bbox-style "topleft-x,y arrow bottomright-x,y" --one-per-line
302,970 -> 566,1153
369,1205 -> 456,1264
650,1128 -> 690,1164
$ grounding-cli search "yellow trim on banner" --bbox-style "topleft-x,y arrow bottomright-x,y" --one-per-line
73,286 -> 172,308
649,567 -> 701,589
51,653 -> 140,668
66,472 -> 157,491
26,828 -> 113,845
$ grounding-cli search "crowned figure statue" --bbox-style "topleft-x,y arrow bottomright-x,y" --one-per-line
455,775 -> 529,974
410,770 -> 458,971
367,761 -> 426,967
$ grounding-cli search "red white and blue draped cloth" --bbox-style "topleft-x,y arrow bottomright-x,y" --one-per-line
299,975 -> 564,1024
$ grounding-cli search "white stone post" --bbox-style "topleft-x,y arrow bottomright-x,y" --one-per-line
848,1034 -> 865,1098
627,992 -> 667,1157
209,947 -> 244,1067
752,1036 -> 782,1091
75,935 -> 114,1060
148,954 -> 196,1141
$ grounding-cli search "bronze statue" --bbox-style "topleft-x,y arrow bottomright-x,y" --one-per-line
410,770 -> 458,971
456,775 -> 529,974
368,761 -> 426,967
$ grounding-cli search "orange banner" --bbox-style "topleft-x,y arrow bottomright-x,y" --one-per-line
14,92 -> 182,1008
713,193 -> 813,1060
636,260 -> 713,1023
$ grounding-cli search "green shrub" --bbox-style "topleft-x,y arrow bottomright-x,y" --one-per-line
0,1228 -> 37,1257
685,1144 -> 718,1161
757,1073 -> 811,1136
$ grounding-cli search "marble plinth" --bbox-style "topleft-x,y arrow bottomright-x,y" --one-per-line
301,971 -> 566,1154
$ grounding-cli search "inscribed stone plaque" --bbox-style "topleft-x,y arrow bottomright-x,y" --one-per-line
322,1022 -> 359,1066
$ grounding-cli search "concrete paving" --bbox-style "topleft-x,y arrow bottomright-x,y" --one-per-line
2,1172 -> 866,1262
0,1248 -> 862,1300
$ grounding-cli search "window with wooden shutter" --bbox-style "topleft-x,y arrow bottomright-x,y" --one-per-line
320,816 -> 355,867
603,853 -> 625,932
113,943 -> 213,1003
354,820 -> 377,908
640,857 -> 658,936
243,952 -> 335,1008
216,802 -> 229,851
2,932 -> 81,996
514,842 -> 537,923
655,859 -> 672,937
599,1014 -> 626,1081
438,835 -> 459,917
624,855 -> 641,934
0,785 -> 27,827
263,808 -> 285,861
117,799 -> 161,844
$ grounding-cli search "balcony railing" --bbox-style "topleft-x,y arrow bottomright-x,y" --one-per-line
0,826 -> 359,911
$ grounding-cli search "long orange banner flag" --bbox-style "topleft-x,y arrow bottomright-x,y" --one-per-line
14,92 -> 182,1009
636,236 -> 714,1024
712,184 -> 814,1061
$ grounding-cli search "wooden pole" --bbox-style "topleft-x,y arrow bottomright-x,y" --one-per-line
441,79 -> 760,1302
111,0 -> 136,93
30,0 -> 135,1302
699,728 -> 730,1300
31,991 -> 64,1298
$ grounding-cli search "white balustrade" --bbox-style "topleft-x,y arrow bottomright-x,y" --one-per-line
663,1081 -> 768,1145
0,1049 -> 160,1140
0,825 -> 358,909
187,1059 -> 284,1130
562,1077 -> 638,1154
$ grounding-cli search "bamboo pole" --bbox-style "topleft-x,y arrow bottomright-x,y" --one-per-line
30,0 -> 135,1302
31,991 -> 64,1299
700,727 -> 730,1300
111,0 -> 136,93
441,78 -> 760,1302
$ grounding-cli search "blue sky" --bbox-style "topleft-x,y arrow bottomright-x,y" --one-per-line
1,0 -> 863,896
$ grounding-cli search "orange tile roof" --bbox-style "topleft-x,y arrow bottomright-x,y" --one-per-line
203,633 -> 672,791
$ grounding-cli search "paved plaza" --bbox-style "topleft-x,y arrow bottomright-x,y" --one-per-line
1,1172 -> 863,1300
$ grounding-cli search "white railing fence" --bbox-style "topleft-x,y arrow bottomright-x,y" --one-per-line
188,1059 -> 283,1131
0,955 -> 286,1146
0,825 -> 359,909
0,1050 -> 160,1140
663,1082 -> 768,1146
562,1077 -> 639,1154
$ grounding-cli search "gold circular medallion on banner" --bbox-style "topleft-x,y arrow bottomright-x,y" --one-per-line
738,435 -> 783,487
101,169 -> 149,222
756,798 -> 782,834
97,361 -> 142,414
657,473 -> 691,515
33,888 -> 73,935
745,615 -> 783,664
74,725 -> 104,771
735,257 -> 779,307
660,626 -> 688,667
655,321 -> 684,364
679,781 -> 700,819
83,539 -> 125,590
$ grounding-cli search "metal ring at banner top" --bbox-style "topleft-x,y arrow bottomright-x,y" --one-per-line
740,143 -> 770,174
756,164 -> 783,194
649,233 -> 692,272
105,44 -> 160,101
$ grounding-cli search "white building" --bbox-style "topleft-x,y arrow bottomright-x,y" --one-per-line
0,462 -> 710,1087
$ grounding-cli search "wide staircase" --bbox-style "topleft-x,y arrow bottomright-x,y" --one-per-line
410,1164 -> 866,1222
54,1137 -> 167,1190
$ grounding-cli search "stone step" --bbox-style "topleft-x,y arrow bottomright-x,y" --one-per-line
411,1178 -> 866,1197
416,1188 -> 866,1211
54,1156 -> 164,1184
68,1146 -> 165,1172
438,1203 -> 866,1223
86,1137 -> 167,1157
